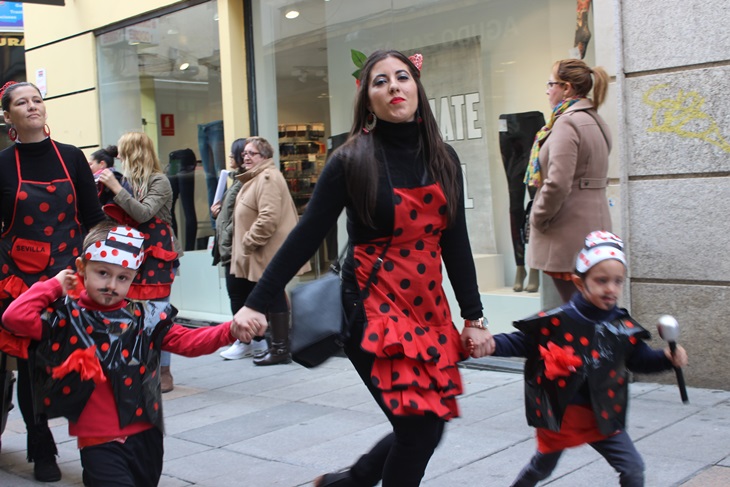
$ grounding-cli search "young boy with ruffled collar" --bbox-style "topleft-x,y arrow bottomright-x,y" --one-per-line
489,231 -> 688,487
2,220 -> 256,486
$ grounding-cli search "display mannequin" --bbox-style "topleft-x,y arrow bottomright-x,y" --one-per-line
197,120 -> 225,227
498,111 -> 545,292
167,148 -> 198,251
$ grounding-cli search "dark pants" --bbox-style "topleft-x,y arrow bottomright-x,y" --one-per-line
16,358 -> 57,462
511,429 -> 645,487
342,281 -> 446,487
499,111 -> 545,266
169,170 -> 197,251
224,264 -> 288,315
80,427 -> 164,487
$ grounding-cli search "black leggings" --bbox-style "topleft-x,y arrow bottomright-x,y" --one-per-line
342,281 -> 446,487
16,357 -> 57,462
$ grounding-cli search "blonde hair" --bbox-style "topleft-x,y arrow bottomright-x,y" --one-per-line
553,59 -> 609,109
117,132 -> 163,200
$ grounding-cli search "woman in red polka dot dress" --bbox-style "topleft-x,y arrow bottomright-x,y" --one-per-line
2,220 -> 248,486
234,50 -> 494,487
0,81 -> 105,481
490,231 -> 688,487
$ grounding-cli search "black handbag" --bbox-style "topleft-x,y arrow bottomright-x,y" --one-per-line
289,242 -> 390,368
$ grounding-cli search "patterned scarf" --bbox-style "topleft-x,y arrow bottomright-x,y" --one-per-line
524,97 -> 583,188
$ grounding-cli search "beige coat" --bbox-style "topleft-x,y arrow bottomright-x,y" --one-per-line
527,99 -> 612,273
231,158 -> 309,281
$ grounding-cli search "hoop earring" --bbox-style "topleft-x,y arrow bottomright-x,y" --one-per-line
363,112 -> 377,134
8,127 -> 16,142
43,124 -> 51,137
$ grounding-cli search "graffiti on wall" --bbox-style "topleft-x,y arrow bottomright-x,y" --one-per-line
643,84 -> 730,153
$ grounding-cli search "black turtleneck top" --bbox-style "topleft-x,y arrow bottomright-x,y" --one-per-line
0,139 -> 105,233
246,120 -> 483,320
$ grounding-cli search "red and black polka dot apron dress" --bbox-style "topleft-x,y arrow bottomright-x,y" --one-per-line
356,183 -> 467,420
0,143 -> 83,309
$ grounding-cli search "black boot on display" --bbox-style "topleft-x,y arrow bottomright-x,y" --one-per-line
513,265 -> 527,292
253,312 -> 292,366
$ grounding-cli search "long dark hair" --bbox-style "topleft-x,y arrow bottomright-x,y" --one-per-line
337,50 -> 460,227
230,138 -> 247,168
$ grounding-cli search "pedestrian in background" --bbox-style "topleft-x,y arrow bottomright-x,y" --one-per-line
525,59 -> 612,306
98,131 -> 181,392
213,137 -> 268,360
228,136 -> 308,366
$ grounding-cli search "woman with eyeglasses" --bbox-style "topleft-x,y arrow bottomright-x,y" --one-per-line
227,136 -> 308,365
525,59 -> 612,306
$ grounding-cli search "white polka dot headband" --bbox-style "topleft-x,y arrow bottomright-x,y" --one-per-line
83,226 -> 145,270
575,230 -> 626,274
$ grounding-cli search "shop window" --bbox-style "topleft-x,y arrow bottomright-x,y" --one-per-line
251,0 -> 592,272
96,1 -> 222,251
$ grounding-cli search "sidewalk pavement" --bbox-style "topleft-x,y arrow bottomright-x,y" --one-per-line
1,352 -> 729,486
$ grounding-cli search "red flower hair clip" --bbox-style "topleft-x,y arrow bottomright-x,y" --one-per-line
351,50 -> 424,87
0,80 -> 17,101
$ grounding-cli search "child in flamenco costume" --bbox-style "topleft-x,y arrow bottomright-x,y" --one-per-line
489,231 -> 688,487
1,221 -> 258,486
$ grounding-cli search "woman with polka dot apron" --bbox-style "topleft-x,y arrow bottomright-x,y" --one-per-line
234,50 -> 495,487
0,81 -> 105,482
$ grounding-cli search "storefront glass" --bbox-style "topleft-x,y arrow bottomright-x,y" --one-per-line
96,1 -> 222,250
251,0 -> 594,281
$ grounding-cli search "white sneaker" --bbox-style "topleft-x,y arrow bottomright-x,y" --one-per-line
220,340 -> 251,360
250,339 -> 268,356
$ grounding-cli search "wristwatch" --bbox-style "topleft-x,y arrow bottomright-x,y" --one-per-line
464,317 -> 488,330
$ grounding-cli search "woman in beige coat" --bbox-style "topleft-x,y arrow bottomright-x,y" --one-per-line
228,136 -> 308,365
525,59 -> 612,304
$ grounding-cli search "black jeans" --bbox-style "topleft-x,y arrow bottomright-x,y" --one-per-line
342,280 -> 446,487
499,111 -> 545,265
80,427 -> 163,487
511,429 -> 645,487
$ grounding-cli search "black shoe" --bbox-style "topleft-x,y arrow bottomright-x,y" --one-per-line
314,470 -> 355,487
34,456 -> 61,482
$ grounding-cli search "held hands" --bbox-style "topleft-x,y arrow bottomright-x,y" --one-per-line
55,269 -> 78,297
230,306 -> 269,344
461,327 -> 495,359
98,169 -> 123,194
664,344 -> 688,368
